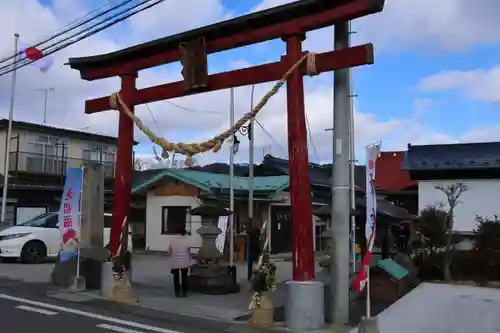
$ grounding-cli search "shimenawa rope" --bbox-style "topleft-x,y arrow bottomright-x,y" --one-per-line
109,52 -> 317,166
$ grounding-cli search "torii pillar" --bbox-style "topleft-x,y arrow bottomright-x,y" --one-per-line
109,72 -> 137,256
284,34 -> 315,281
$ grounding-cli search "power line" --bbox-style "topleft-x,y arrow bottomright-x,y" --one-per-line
144,103 -> 161,133
0,0 -> 157,75
143,100 -> 223,141
164,100 -> 225,115
0,0 -> 134,67
305,110 -> 320,162
0,0 -> 166,77
254,118 -> 284,151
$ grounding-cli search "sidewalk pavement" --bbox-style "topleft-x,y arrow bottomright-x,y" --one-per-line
48,254 -> 323,323
126,254 -> 299,320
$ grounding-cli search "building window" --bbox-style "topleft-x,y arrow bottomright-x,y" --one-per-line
83,143 -> 116,177
25,134 -> 67,174
161,206 -> 191,235
82,143 -> 115,162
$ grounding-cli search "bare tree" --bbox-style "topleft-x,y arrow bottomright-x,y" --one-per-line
435,182 -> 468,281
133,157 -> 147,171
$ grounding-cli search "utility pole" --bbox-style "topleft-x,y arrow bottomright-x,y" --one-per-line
1,33 -> 20,225
348,21 -> 358,276
36,87 -> 54,124
229,88 -> 235,271
246,85 -> 255,281
330,21 -> 351,325
248,85 -> 255,224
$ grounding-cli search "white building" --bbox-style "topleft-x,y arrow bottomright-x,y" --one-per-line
131,168 -> 295,254
402,142 -> 500,233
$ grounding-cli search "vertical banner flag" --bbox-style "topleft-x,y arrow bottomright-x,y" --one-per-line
352,143 -> 381,293
59,168 -> 83,263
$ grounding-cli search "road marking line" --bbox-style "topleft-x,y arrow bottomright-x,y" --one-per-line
16,305 -> 58,316
97,324 -> 147,333
0,293 -> 182,333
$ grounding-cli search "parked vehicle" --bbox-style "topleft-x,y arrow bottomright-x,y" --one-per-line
0,212 -> 132,264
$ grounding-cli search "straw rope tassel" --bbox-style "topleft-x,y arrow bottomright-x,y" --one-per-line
112,216 -> 128,260
109,52 -> 317,166
257,220 -> 269,267
248,220 -> 271,311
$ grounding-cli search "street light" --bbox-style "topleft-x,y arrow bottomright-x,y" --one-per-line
233,135 -> 240,155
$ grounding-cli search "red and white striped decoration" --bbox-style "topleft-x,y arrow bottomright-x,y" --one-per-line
352,143 -> 381,294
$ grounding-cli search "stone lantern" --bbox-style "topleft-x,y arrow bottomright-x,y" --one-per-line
189,205 -> 240,294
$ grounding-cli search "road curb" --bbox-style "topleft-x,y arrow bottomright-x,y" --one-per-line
47,289 -> 282,333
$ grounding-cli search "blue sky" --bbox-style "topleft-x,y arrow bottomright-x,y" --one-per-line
1,0 -> 500,165
361,44 -> 500,134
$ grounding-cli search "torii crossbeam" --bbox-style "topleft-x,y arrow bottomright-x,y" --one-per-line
69,0 -> 384,282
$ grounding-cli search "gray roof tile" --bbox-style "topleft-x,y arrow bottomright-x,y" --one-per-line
401,142 -> 500,171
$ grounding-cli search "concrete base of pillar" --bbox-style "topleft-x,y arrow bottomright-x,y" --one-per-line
52,252 -> 105,290
358,317 -> 379,333
101,262 -> 113,298
69,276 -> 86,292
248,292 -> 274,328
285,280 -> 325,331
101,261 -> 134,303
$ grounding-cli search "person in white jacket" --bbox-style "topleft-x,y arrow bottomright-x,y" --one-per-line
167,227 -> 191,297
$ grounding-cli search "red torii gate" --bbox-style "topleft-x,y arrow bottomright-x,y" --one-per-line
69,0 -> 384,281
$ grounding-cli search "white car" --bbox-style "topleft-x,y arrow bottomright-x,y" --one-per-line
0,212 -> 133,264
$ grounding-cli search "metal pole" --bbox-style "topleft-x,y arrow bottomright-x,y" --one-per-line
246,85 -> 255,281
169,152 -> 176,168
1,33 -> 20,224
330,22 -> 351,325
229,88 -> 235,266
43,90 -> 48,124
248,85 -> 255,223
76,165 -> 85,278
37,87 -> 54,124
348,21 -> 357,275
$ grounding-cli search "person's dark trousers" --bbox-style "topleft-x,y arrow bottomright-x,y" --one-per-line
381,241 -> 389,259
171,268 -> 189,297
247,248 -> 261,281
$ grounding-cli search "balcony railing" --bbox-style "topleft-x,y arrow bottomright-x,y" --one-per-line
8,152 -> 115,178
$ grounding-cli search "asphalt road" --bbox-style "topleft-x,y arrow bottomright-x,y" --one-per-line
0,292 -> 192,333
0,278 -> 264,333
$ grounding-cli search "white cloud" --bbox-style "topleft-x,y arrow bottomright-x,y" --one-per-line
125,0 -> 230,43
252,0 -> 293,12
420,67 -> 500,103
460,125 -> 500,143
252,0 -> 500,52
354,0 -> 500,52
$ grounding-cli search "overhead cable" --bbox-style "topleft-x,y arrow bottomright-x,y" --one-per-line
0,0 -> 165,77
0,0 -> 134,67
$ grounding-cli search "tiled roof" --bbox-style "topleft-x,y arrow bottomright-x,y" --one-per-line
314,195 -> 416,220
375,151 -> 416,191
262,155 -> 366,189
131,169 -> 166,191
401,142 -> 500,171
131,168 -> 289,195
0,119 -> 139,145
